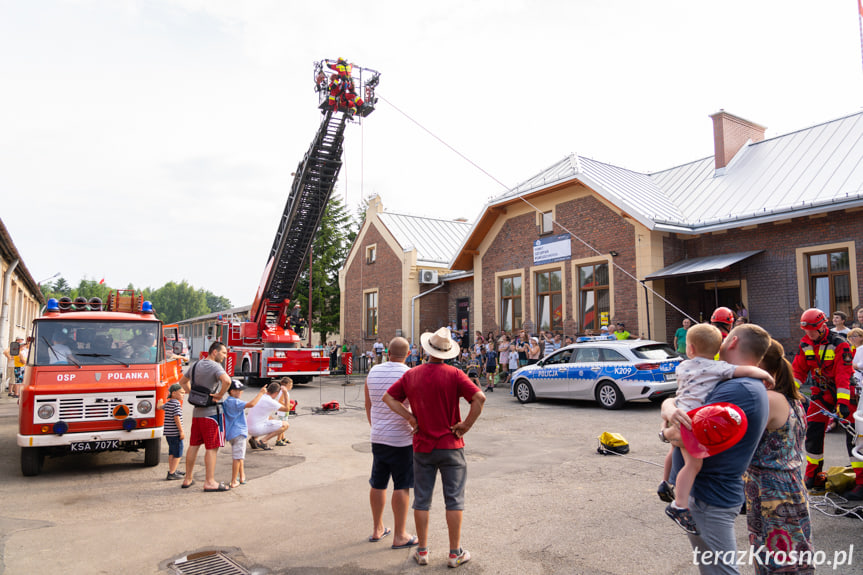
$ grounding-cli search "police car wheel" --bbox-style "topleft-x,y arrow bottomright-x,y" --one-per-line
595,381 -> 624,410
514,379 -> 535,403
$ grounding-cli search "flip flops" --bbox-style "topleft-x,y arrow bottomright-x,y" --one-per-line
203,482 -> 231,492
392,535 -> 419,549
181,480 -> 195,489
368,527 -> 391,542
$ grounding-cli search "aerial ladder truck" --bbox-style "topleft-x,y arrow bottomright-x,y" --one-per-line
215,59 -> 380,385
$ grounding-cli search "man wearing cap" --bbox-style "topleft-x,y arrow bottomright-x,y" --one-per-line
792,308 -> 861,497
661,323 -> 770,574
613,322 -> 631,340
383,327 -> 486,568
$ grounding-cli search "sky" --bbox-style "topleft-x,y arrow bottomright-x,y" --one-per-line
3,0 -> 863,308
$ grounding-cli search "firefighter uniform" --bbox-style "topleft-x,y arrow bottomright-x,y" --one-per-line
792,329 -> 859,488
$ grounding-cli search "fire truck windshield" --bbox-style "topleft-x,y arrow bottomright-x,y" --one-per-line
32,320 -> 162,367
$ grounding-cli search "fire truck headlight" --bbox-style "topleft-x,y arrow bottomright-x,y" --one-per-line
37,405 -> 55,420
137,400 -> 153,415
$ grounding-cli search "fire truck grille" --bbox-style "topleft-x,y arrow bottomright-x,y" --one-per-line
58,398 -> 134,421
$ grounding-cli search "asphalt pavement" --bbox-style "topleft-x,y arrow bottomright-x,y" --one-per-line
0,375 -> 861,574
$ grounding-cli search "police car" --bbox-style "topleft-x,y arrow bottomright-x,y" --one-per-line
511,338 -> 683,409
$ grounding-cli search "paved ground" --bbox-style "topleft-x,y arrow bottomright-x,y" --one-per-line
0,375 -> 861,574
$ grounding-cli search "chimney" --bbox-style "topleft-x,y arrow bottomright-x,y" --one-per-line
709,110 -> 766,171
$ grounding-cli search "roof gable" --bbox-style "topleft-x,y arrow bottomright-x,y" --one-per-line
378,212 -> 472,266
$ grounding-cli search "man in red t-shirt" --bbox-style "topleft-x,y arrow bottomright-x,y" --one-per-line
384,327 -> 486,568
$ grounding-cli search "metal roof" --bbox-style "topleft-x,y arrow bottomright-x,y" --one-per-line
488,110 -> 863,234
643,250 -> 763,281
378,212 -> 473,266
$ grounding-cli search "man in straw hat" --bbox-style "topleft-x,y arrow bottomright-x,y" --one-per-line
383,327 -> 486,568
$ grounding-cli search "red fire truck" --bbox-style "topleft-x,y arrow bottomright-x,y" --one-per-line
214,59 -> 380,386
16,291 -> 182,476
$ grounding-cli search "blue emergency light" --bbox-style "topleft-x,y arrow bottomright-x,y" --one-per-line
141,301 -> 154,314
46,298 -> 59,312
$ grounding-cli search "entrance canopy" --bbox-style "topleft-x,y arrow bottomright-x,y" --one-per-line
643,250 -> 763,281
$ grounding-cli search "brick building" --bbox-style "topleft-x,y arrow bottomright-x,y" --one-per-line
338,196 -> 472,354
450,110 -> 863,353
341,110 -> 863,354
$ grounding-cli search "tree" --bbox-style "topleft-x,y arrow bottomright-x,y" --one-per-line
204,291 -> 232,313
294,196 -> 353,343
148,281 -> 209,324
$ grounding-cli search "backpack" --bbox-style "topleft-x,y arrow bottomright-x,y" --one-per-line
187,362 -> 218,407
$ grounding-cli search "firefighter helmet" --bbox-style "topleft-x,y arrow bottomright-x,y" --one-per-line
710,307 -> 735,327
800,308 -> 828,330
680,402 -> 748,459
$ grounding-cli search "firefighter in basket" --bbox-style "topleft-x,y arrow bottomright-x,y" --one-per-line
791,308 -> 863,498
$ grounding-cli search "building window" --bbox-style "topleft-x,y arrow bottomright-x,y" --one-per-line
541,211 -> 553,235
808,249 -> 851,316
366,245 -> 376,264
365,291 -> 378,337
500,276 -> 522,332
578,262 -> 609,332
536,269 -> 562,331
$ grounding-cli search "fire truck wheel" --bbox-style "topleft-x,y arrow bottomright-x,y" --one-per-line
143,438 -> 161,467
21,447 -> 44,477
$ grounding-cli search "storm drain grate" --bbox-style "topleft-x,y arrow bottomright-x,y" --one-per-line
170,550 -> 250,575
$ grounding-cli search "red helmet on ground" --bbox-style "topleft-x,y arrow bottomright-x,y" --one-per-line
800,308 -> 828,330
710,307 -> 734,327
681,402 -> 748,459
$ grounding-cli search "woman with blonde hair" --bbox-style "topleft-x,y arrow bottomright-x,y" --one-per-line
743,339 -> 813,574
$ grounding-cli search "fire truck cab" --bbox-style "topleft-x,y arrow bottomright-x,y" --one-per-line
17,291 -> 181,476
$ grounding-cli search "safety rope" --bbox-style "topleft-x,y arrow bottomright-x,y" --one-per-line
378,93 -> 698,324
808,491 -> 863,521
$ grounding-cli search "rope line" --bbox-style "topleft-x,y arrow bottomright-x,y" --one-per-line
379,93 -> 698,325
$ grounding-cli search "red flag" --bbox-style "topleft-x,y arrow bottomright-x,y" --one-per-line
99,278 -> 105,285
859,0 -> 863,18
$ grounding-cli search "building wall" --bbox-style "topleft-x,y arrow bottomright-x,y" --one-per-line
476,184 -> 640,337
0,256 -> 44,379
657,212 -> 863,353
342,222 -> 403,354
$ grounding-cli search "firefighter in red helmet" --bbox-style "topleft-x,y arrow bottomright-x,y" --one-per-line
710,307 -> 735,338
791,308 -> 861,496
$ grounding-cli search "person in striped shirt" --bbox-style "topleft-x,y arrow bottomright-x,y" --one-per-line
364,337 -> 418,549
157,383 -> 186,480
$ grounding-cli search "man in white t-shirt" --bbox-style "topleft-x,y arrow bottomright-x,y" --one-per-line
364,337 -> 417,549
373,337 -> 385,364
247,382 -> 290,449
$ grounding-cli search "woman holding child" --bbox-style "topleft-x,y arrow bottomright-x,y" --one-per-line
743,339 -> 813,574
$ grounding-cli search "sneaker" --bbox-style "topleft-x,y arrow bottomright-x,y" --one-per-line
657,480 -> 675,503
665,504 -> 699,534
166,472 -> 182,481
845,484 -> 863,500
414,549 -> 429,566
275,439 -> 290,446
447,548 -> 471,568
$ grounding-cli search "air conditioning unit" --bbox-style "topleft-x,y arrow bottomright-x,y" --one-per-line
419,270 -> 438,284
